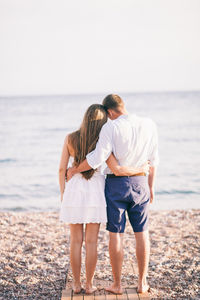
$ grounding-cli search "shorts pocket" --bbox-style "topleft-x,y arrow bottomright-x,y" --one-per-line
131,183 -> 150,204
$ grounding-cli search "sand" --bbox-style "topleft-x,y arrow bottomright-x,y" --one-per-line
0,209 -> 199,299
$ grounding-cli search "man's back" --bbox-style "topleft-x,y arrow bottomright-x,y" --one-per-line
87,113 -> 159,172
110,114 -> 158,168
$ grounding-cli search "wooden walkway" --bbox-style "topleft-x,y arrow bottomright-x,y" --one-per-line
61,280 -> 151,300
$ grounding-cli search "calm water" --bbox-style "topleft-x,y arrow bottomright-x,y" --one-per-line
0,92 -> 200,211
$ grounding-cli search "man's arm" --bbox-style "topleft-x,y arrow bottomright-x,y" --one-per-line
66,160 -> 91,181
148,166 -> 157,203
75,159 -> 91,173
148,121 -> 159,203
106,154 -> 150,176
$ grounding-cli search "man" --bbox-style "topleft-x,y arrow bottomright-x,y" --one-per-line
67,94 -> 159,294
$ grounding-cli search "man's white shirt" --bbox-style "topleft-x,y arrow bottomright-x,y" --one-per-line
86,114 -> 159,174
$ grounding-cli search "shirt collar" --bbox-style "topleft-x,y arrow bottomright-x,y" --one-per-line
117,113 -> 137,120
116,113 -> 129,120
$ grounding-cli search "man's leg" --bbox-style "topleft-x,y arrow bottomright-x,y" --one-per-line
105,176 -> 127,294
105,232 -> 124,294
127,176 -> 150,293
134,230 -> 150,293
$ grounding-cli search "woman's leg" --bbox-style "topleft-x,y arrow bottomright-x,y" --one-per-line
69,224 -> 84,293
85,223 -> 100,294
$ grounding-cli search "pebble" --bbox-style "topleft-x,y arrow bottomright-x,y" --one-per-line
0,209 -> 199,299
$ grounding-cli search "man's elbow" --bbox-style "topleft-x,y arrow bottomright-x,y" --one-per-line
112,168 -> 121,176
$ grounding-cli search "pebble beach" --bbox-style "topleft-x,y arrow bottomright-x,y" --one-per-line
0,209 -> 199,300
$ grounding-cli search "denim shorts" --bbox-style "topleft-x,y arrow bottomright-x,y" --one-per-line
105,175 -> 150,233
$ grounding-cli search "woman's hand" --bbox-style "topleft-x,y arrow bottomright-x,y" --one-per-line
141,161 -> 150,174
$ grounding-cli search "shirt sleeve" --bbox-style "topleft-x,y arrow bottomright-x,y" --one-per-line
148,121 -> 159,167
86,122 -> 113,169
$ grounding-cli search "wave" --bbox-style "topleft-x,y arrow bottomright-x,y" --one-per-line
41,127 -> 75,132
0,193 -> 20,198
0,206 -> 59,212
0,158 -> 17,163
157,190 -> 199,195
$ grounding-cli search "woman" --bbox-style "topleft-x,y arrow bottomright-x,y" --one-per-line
59,104 -> 149,294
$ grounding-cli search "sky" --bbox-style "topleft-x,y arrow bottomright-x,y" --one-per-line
0,0 -> 200,95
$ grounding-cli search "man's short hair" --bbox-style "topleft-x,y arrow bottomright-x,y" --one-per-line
102,94 -> 124,113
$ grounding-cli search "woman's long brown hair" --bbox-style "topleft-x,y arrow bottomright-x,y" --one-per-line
68,104 -> 107,180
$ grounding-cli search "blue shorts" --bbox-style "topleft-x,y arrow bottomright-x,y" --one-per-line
105,175 -> 150,233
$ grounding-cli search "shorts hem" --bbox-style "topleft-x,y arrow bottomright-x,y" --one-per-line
133,227 -> 149,233
106,226 -> 125,233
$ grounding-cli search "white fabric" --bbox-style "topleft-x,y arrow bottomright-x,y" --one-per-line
59,207 -> 107,224
59,163 -> 107,224
86,114 -> 159,174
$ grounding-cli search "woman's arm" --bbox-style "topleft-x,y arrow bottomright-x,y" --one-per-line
106,153 -> 149,176
59,135 -> 70,201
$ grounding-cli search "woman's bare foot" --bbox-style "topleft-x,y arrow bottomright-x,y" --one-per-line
105,284 -> 123,294
72,282 -> 82,294
85,284 -> 97,294
137,284 -> 150,294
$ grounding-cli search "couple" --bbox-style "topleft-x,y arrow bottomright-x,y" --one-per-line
59,94 -> 159,295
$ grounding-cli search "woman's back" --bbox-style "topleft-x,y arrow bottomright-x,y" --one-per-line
59,104 -> 108,223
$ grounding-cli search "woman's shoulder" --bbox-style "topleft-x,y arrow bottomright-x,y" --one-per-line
68,130 -> 79,142
66,132 -> 77,157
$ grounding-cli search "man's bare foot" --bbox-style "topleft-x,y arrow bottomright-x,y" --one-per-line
105,284 -> 123,295
137,284 -> 150,294
85,285 -> 97,294
72,282 -> 82,294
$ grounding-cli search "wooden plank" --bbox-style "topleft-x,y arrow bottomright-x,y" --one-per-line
94,295 -> 106,300
116,293 -> 128,300
72,292 -> 84,299
61,288 -> 72,300
105,293 -> 117,299
84,294 -> 95,300
126,288 -> 139,300
94,288 -> 106,300
137,291 -> 150,300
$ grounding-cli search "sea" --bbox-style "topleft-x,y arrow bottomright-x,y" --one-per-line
0,91 -> 200,212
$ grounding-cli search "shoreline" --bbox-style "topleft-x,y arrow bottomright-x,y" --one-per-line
1,204 -> 200,213
0,209 -> 199,299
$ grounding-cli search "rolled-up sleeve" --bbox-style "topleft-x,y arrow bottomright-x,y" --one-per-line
149,121 -> 159,167
86,122 -> 113,169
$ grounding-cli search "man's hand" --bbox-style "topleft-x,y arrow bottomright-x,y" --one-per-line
150,187 -> 154,204
66,166 -> 77,181
141,161 -> 150,174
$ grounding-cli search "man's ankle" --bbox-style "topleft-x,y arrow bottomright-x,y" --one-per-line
113,281 -> 122,287
138,277 -> 147,285
86,281 -> 93,287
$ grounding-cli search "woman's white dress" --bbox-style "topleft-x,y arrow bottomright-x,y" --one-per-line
59,158 -> 107,224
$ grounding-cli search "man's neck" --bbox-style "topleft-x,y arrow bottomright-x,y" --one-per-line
116,109 -> 128,118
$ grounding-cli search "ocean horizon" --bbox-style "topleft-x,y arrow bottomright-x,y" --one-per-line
0,91 -> 200,212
